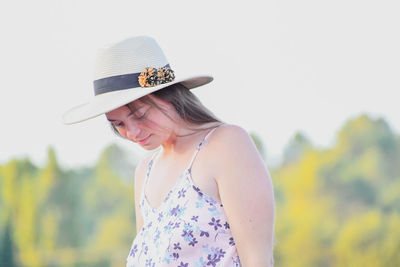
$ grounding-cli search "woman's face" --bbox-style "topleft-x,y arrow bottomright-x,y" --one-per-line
105,96 -> 176,149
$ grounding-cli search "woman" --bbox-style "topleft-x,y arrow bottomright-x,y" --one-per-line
63,36 -> 275,266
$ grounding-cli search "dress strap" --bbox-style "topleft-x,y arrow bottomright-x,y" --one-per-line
143,123 -> 225,194
143,149 -> 161,189
186,123 -> 225,171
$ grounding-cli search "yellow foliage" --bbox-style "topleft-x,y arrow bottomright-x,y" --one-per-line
14,176 -> 42,266
39,212 -> 58,251
1,116 -> 398,267
93,214 -> 133,253
273,148 -> 340,266
334,210 -> 400,266
1,160 -> 19,220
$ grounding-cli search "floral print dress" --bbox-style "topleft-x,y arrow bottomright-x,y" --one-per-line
126,124 -> 242,267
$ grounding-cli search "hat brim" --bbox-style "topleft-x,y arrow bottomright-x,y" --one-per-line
62,75 -> 213,125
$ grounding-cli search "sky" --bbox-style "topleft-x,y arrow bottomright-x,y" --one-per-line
0,0 -> 399,169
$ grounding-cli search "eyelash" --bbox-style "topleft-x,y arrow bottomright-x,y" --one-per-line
135,113 -> 146,120
114,112 -> 147,127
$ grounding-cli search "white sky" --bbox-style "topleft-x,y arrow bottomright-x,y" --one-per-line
0,0 -> 399,169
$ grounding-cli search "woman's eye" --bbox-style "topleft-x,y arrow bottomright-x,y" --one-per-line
135,112 -> 147,120
114,122 -> 124,127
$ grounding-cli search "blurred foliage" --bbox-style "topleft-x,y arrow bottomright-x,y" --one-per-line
250,132 -> 266,160
272,114 -> 400,266
1,114 -> 399,266
0,145 -> 136,266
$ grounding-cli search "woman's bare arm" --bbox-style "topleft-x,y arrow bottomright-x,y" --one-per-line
211,125 -> 275,266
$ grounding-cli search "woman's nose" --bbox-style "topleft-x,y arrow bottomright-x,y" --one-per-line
125,123 -> 141,140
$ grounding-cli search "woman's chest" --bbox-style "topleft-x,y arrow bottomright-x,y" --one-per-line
128,176 -> 235,266
146,154 -> 221,209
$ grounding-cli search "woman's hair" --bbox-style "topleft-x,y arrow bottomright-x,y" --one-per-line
110,83 -> 222,138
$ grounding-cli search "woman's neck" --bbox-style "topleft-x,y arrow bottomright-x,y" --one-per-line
159,121 -> 221,160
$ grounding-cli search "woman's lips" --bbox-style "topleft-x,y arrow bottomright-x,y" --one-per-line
138,135 -> 151,145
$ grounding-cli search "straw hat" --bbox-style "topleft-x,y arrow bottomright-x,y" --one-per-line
62,36 -> 213,124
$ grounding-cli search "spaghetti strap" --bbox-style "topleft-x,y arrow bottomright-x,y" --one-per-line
141,124 -> 225,207
127,123 -> 241,266
143,149 -> 161,191
186,123 -> 225,171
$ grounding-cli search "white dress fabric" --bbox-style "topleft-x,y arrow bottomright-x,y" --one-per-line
126,124 -> 242,266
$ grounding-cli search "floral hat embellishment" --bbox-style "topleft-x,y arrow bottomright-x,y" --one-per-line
138,66 -> 175,88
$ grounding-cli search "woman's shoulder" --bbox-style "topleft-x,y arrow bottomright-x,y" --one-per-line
198,123 -> 264,179
197,122 -> 249,138
209,123 -> 252,147
201,123 -> 256,160
205,123 -> 268,181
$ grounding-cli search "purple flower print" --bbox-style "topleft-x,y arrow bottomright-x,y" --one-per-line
208,206 -> 221,218
154,229 -> 161,242
178,262 -> 188,267
164,221 -> 174,232
145,258 -> 153,266
158,212 -> 164,222
195,257 -> 207,266
189,237 -> 198,247
198,139 -> 205,149
183,222 -> 193,231
173,222 -> 181,229
182,229 -> 194,238
233,256 -> 241,265
215,247 -> 226,258
206,254 -> 220,267
129,244 -> 138,257
178,188 -> 186,198
173,242 -> 181,250
193,185 -> 203,197
229,237 -> 235,246
208,217 -> 222,231
224,221 -> 230,229
196,201 -> 204,208
191,215 -> 199,222
165,190 -> 172,201
200,230 -> 210,237
170,205 -> 180,216
204,196 -> 217,206
206,247 -> 226,267
173,252 -> 179,259
144,245 -> 148,255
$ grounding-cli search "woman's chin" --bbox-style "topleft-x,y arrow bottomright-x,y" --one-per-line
141,145 -> 155,150
139,142 -> 160,150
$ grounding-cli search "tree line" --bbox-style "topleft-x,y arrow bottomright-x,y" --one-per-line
1,114 -> 399,266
